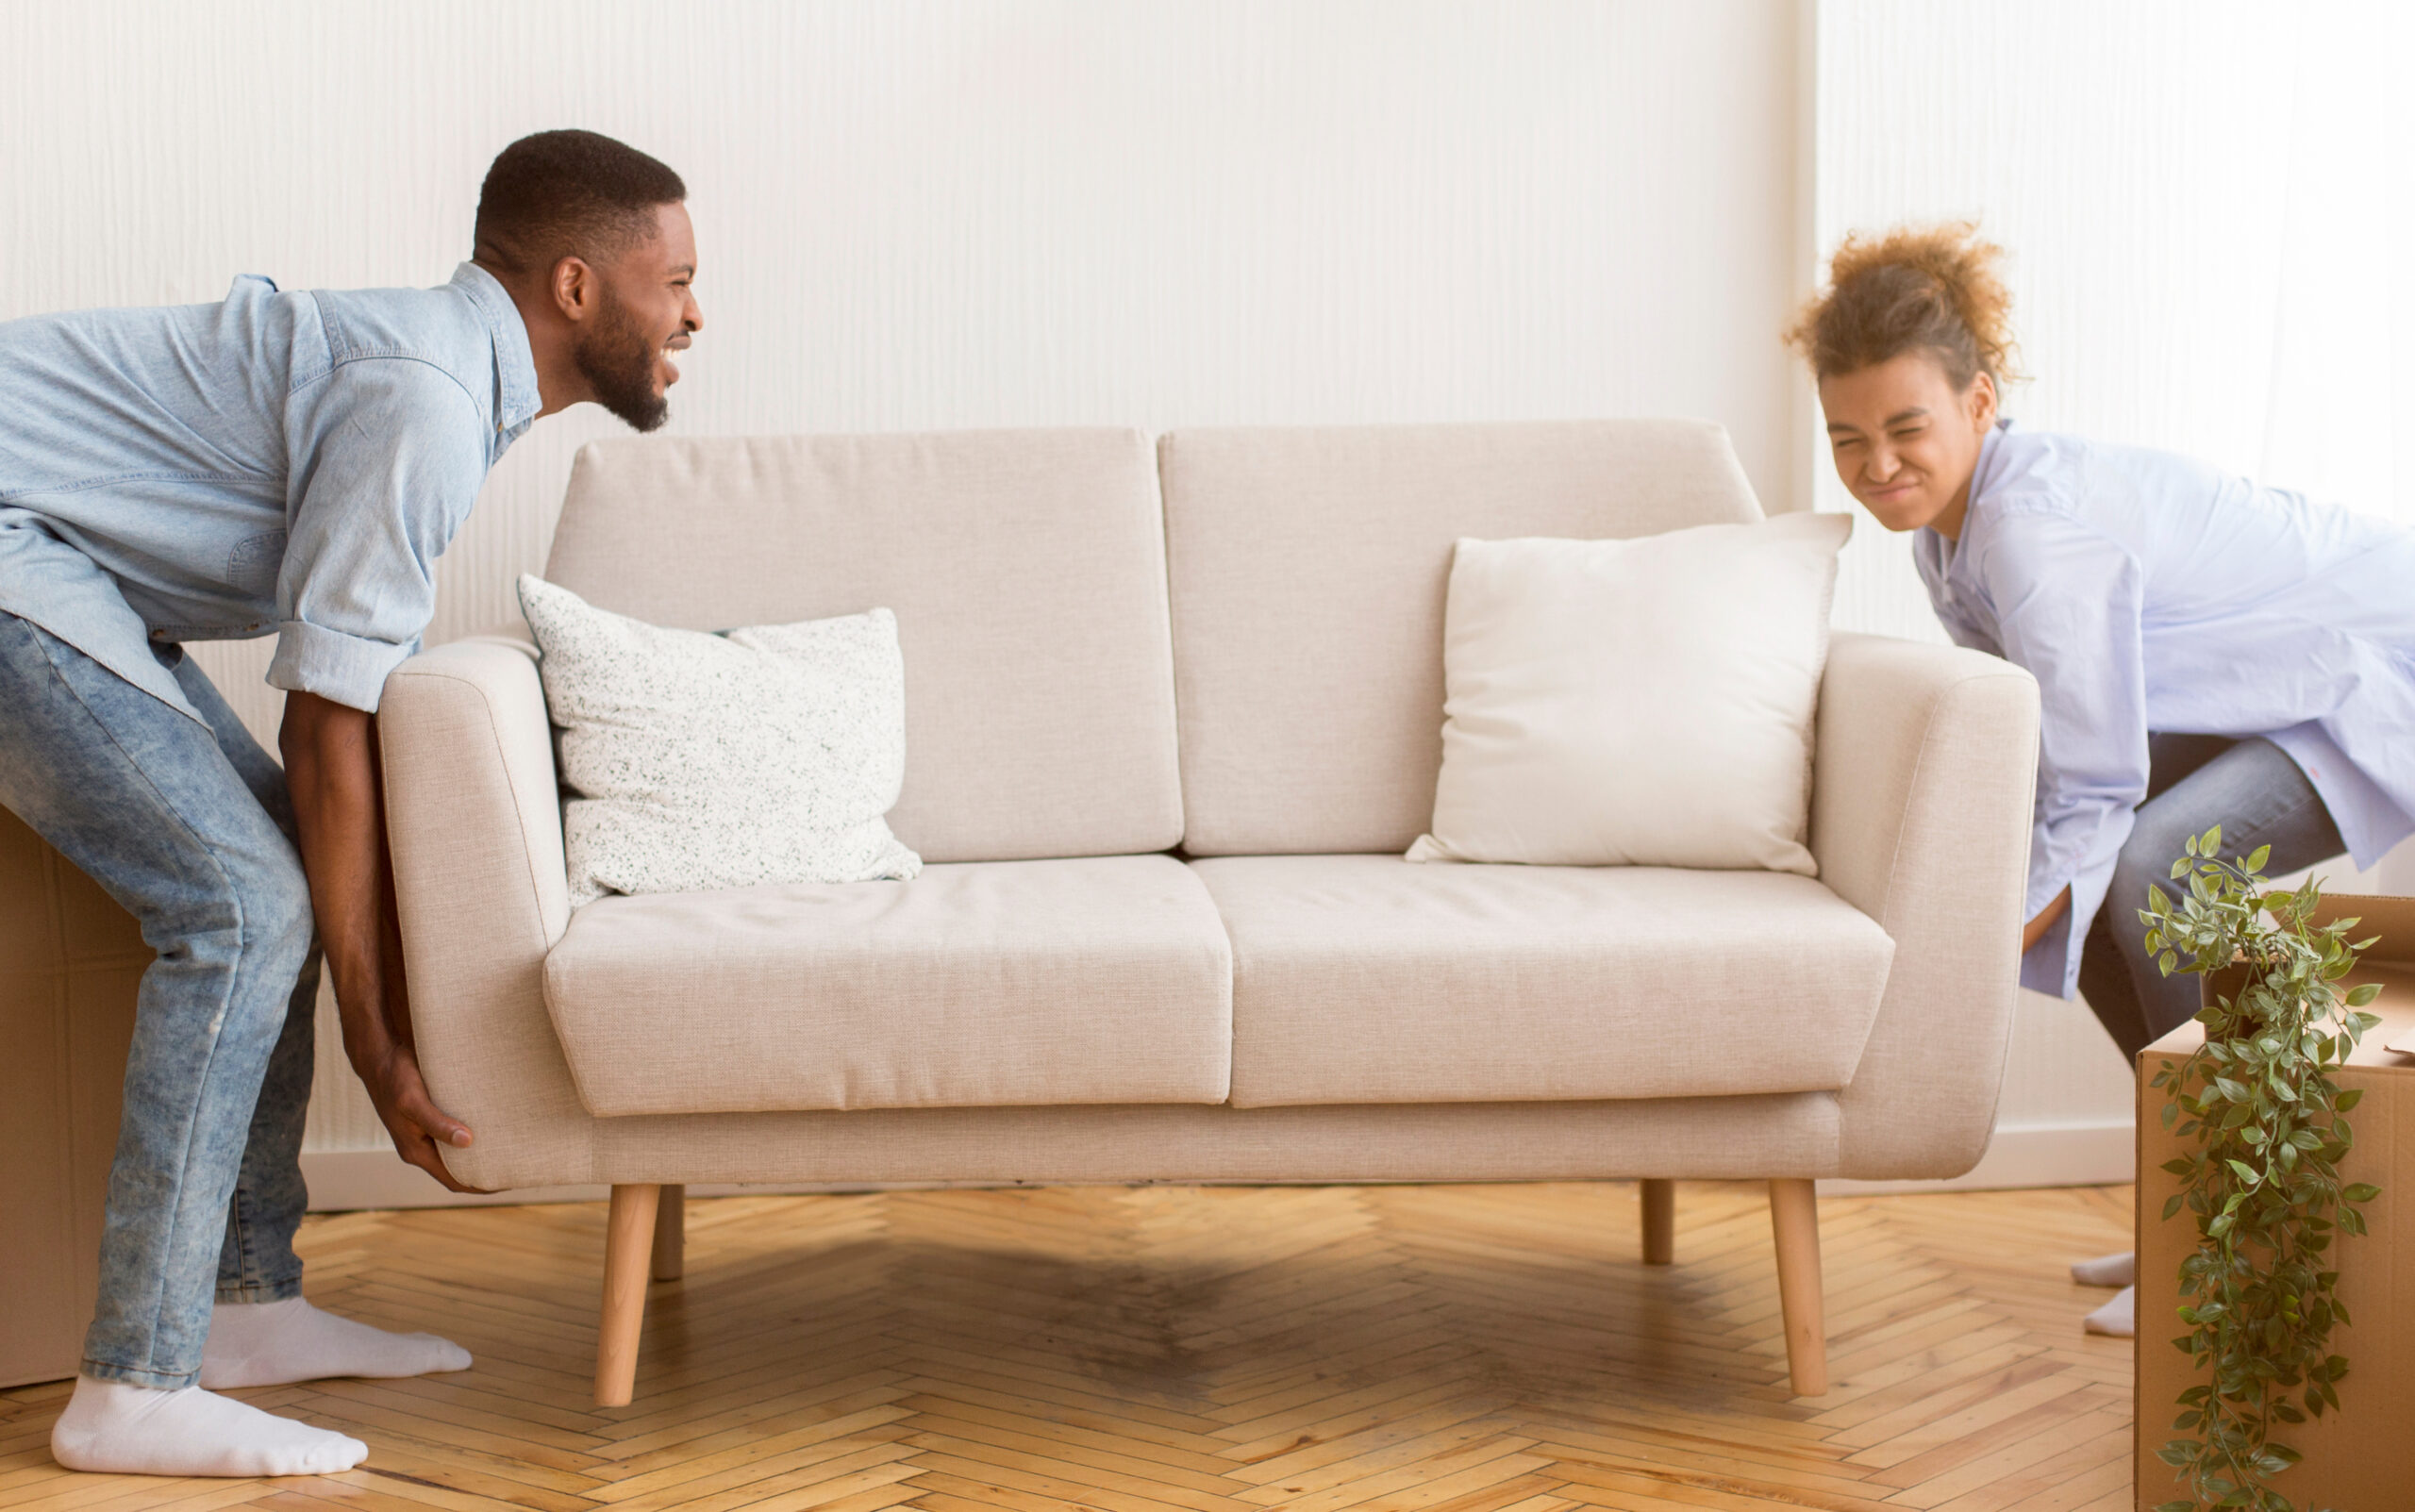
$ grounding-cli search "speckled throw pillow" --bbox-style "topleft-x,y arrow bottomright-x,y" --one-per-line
517,574 -> 922,906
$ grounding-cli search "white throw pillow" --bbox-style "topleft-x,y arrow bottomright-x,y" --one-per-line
517,574 -> 923,906
1407,511 -> 1850,873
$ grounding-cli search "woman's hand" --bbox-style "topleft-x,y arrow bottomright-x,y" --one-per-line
2022,886 -> 2073,954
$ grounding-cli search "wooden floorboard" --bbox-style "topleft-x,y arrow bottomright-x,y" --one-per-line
2,1181 -> 2135,1510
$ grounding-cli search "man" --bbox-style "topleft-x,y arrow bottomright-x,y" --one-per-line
0,129 -> 702,1476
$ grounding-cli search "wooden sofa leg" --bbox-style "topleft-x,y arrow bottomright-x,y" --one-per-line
1768,1178 -> 1827,1395
651,1184 -> 686,1282
1640,1179 -> 1674,1265
597,1184 -> 660,1406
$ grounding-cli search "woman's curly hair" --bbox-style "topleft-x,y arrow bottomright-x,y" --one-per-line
1786,221 -> 2024,389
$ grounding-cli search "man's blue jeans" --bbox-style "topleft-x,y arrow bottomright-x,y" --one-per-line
0,610 -> 318,1388
2077,734 -> 2348,1060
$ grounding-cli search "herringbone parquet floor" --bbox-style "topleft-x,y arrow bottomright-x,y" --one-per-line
0,1180 -> 2137,1512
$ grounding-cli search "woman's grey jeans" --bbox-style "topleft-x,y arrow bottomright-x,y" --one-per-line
2077,733 -> 2347,1061
0,612 -> 318,1389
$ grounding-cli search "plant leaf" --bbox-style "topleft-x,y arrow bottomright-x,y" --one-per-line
2138,833 -> 2375,1499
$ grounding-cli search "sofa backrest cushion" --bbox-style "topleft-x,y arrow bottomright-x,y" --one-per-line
1159,420 -> 1764,856
544,429 -> 1182,864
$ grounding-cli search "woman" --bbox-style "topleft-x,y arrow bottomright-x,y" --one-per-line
1787,224 -> 2415,1336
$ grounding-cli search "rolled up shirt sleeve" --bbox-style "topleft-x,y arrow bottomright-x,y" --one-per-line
1978,508 -> 2151,998
268,358 -> 489,711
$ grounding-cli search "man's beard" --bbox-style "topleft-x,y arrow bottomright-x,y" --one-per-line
575,286 -> 671,433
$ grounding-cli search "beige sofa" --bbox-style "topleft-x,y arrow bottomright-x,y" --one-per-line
378,420 -> 2040,1406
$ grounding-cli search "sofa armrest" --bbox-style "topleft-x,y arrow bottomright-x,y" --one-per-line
379,640 -> 593,1189
1810,631 -> 2041,1177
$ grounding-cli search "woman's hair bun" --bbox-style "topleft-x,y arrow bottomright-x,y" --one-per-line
1786,221 -> 2023,388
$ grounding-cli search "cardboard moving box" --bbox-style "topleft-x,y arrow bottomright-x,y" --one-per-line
2135,893 -> 2415,1509
0,807 -> 148,1387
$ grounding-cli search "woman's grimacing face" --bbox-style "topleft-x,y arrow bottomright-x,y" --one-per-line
1817,351 -> 1998,538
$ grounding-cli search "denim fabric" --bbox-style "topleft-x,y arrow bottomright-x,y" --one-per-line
0,609 -> 319,1388
2076,734 -> 2347,1060
0,263 -> 538,721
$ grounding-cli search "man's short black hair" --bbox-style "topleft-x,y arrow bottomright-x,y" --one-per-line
474,129 -> 686,276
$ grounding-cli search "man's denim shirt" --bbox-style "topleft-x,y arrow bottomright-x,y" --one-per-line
0,263 -> 540,722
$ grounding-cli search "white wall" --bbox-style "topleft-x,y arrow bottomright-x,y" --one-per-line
2,0 -> 1807,693
0,1 -> 1811,1176
1814,0 -> 2415,1191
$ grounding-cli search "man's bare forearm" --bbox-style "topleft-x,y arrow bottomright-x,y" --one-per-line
278,692 -> 392,1067
279,690 -> 475,1187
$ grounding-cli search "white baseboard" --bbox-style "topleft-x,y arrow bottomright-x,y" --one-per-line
303,1118 -> 2140,1213
1818,1119 -> 2136,1196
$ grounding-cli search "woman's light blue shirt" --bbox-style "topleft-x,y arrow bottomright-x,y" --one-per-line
0,263 -> 540,721
1914,418 -> 2415,998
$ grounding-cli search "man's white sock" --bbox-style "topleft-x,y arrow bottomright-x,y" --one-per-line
200,1297 -> 472,1388
2069,1251 -> 2136,1288
2083,1285 -> 2136,1337
50,1376 -> 366,1476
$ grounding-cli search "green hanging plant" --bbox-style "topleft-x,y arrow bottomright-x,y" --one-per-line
2142,826 -> 2383,1512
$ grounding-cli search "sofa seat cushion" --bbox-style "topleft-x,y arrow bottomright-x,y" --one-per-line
1189,855 -> 1894,1108
543,856 -> 1233,1117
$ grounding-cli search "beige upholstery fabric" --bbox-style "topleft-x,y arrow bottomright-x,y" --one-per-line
373,435 -> 2040,1197
1190,855 -> 1893,1108
543,856 -> 1234,1116
1809,634 -> 2042,1176
380,640 -> 594,1191
380,633 -> 2028,1195
544,430 -> 1182,864
1160,421 -> 1764,856
589,1093 -> 1840,1188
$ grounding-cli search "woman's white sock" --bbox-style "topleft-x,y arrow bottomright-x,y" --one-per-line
200,1297 -> 472,1388
2069,1251 -> 2136,1288
2083,1285 -> 2137,1337
50,1376 -> 366,1476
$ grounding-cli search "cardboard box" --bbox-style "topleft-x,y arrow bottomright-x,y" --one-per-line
0,807 -> 147,1387
2135,894 -> 2415,1509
